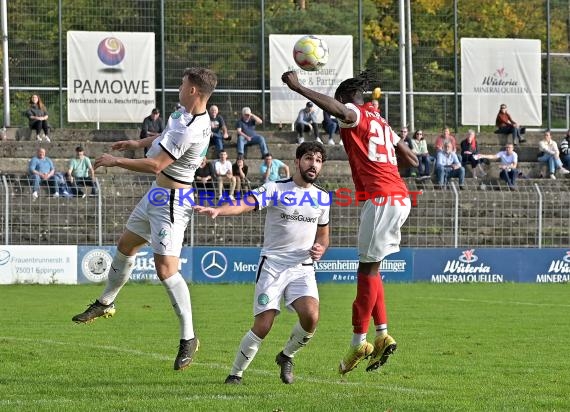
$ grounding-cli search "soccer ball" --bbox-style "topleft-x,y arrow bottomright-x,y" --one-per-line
293,35 -> 329,72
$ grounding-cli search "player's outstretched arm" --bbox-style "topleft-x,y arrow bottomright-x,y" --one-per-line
281,71 -> 356,123
194,196 -> 257,218
111,140 -> 140,151
395,140 -> 419,168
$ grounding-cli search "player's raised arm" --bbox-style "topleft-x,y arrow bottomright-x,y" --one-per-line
396,139 -> 419,168
281,71 -> 357,124
111,139 -> 140,151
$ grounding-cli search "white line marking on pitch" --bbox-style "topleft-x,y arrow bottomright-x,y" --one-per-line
0,336 -> 436,395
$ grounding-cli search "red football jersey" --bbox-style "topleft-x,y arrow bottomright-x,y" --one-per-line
339,102 -> 408,197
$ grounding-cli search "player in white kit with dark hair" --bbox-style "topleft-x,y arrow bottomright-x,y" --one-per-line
195,141 -> 330,384
72,67 -> 217,372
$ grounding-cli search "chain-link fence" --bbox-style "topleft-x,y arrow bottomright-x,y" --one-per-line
2,0 -> 569,132
1,174 -> 569,248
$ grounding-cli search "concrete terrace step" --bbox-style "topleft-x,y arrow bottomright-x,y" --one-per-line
3,126 -> 558,144
2,127 -> 555,161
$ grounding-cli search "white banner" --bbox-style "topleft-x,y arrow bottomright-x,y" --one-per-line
67,31 -> 155,122
461,38 -> 541,126
0,246 -> 77,284
269,34 -> 353,124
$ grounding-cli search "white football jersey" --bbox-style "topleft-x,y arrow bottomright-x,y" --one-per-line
146,108 -> 211,184
251,178 -> 330,266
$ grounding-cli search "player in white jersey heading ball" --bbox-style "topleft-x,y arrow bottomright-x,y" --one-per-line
195,141 -> 330,384
72,67 -> 217,372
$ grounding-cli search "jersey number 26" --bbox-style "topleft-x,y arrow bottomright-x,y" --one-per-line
368,119 -> 397,165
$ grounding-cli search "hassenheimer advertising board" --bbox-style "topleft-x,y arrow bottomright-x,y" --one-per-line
269,34 -> 353,124
461,38 -> 541,126
67,31 -> 155,122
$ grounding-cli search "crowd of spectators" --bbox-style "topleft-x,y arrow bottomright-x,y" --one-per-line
18,99 -> 570,199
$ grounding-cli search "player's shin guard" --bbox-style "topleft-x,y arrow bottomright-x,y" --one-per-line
352,273 -> 380,334
230,330 -> 263,377
283,321 -> 314,358
371,272 -> 388,330
162,272 -> 195,340
99,250 -> 136,305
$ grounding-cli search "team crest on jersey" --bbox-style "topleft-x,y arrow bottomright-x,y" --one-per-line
253,185 -> 267,195
171,111 -> 182,120
257,293 -> 269,305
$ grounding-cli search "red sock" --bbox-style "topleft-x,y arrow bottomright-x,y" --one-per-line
371,272 -> 388,326
352,273 -> 379,334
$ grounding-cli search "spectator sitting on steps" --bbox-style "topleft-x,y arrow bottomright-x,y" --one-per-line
28,147 -> 59,199
209,105 -> 229,156
67,146 -> 99,197
322,111 -> 340,146
434,126 -> 460,162
214,150 -> 236,200
140,108 -> 164,156
194,157 -> 216,194
411,129 -> 431,180
495,103 -> 525,145
260,153 -> 290,183
25,94 -> 51,142
537,130 -> 569,179
236,107 -> 269,159
295,102 -> 321,144
559,129 -> 570,170
478,143 -> 519,191
232,155 -> 250,196
435,140 -> 465,190
460,129 -> 486,179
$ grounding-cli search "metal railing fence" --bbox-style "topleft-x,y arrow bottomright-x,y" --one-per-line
2,0 -> 570,132
1,174 -> 569,248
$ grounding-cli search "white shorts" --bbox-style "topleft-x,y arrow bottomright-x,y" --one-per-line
358,196 -> 411,263
126,182 -> 192,256
253,256 -> 319,316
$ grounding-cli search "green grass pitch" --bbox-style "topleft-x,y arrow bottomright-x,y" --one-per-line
1,283 -> 569,411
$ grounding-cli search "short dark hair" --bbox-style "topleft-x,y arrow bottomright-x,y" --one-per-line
75,146 -> 84,152
151,108 -> 159,114
264,153 -> 273,159
183,67 -> 217,96
296,141 -> 327,162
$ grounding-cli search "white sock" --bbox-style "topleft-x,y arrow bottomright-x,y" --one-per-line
375,324 -> 388,337
99,250 -> 135,305
283,321 -> 314,358
351,333 -> 367,347
230,330 -> 262,377
162,273 -> 194,340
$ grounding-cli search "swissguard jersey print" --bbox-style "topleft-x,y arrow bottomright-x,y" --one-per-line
146,108 -> 211,184
338,102 -> 408,197
251,178 -> 330,266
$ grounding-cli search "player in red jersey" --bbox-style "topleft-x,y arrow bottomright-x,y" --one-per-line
282,70 -> 418,375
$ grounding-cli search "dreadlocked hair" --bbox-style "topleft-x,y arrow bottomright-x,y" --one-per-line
334,69 -> 377,101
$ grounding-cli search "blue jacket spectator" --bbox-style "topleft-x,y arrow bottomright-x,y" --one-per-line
209,105 -> 229,156
236,107 -> 269,159
29,147 -> 59,198
322,111 -> 340,145
295,102 -> 321,144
